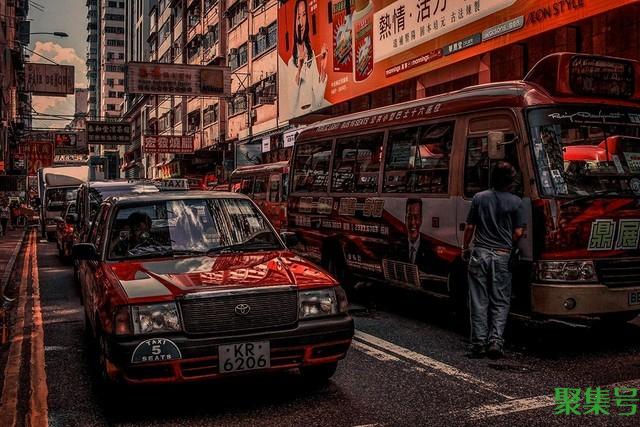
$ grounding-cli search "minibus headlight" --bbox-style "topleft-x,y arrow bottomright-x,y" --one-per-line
131,303 -> 181,335
299,288 -> 341,319
536,261 -> 597,283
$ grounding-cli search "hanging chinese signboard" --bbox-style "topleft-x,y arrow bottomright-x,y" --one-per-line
86,121 -> 132,145
126,63 -> 232,97
143,135 -> 195,154
19,142 -> 55,175
277,0 -> 635,121
23,63 -> 75,96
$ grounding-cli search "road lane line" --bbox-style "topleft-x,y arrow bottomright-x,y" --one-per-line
455,378 -> 640,420
354,330 -> 513,399
27,233 -> 48,427
464,395 -> 556,420
352,341 -> 401,363
0,232 -> 33,427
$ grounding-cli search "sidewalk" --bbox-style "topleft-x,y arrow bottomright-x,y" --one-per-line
0,228 -> 26,295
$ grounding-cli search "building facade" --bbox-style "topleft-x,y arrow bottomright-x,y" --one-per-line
1,0 -> 29,179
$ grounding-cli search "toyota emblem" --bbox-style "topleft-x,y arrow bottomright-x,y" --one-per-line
234,303 -> 251,316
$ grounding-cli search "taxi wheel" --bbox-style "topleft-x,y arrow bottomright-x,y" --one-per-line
600,312 -> 639,325
95,329 -> 117,387
300,362 -> 338,383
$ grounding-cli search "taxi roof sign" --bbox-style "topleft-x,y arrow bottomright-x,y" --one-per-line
159,179 -> 189,191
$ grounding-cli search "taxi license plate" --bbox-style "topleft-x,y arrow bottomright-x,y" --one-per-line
629,290 -> 640,306
218,341 -> 270,373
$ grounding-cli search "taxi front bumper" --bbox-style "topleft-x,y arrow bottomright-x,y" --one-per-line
105,315 -> 354,384
531,283 -> 640,316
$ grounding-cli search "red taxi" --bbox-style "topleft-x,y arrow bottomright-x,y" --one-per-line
73,191 -> 352,385
56,201 -> 77,262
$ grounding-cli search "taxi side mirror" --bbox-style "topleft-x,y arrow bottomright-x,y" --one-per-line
72,243 -> 99,261
488,131 -> 506,160
280,231 -> 298,248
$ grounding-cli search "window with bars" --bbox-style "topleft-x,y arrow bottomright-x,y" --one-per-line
228,95 -> 247,116
253,22 -> 277,57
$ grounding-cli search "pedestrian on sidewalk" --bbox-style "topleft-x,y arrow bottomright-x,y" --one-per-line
462,161 -> 526,359
0,199 -> 10,237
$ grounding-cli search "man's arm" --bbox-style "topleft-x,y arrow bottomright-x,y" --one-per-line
463,224 -> 475,250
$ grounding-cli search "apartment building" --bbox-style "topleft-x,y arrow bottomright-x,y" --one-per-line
122,0 -> 153,178
126,0 -> 284,180
1,0 -> 30,176
86,0 -> 99,119
100,0 -> 126,178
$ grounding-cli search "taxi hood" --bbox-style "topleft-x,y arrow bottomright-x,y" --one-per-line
108,252 -> 337,301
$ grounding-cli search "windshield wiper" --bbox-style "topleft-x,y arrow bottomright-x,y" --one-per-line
206,241 -> 281,255
171,249 -> 207,257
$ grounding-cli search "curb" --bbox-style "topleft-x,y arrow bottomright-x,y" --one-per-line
0,230 -> 28,301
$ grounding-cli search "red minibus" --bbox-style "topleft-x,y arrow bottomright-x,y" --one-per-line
287,53 -> 640,322
229,161 -> 290,231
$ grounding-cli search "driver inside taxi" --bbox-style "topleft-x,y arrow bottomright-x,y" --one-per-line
111,211 -> 154,257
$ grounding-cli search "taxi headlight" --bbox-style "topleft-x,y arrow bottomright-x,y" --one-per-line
536,261 -> 597,283
131,302 -> 181,335
299,287 -> 347,319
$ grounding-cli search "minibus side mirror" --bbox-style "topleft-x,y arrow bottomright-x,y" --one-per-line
488,131 -> 506,160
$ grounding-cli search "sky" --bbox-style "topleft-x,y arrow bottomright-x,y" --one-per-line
28,0 -> 89,129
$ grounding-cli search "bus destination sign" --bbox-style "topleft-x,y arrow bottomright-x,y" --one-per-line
569,56 -> 635,99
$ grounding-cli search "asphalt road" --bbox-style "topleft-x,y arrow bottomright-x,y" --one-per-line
3,234 -> 640,426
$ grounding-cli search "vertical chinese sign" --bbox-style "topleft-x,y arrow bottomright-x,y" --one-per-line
22,142 -> 55,175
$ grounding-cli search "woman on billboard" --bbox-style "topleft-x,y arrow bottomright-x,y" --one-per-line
283,0 -> 329,118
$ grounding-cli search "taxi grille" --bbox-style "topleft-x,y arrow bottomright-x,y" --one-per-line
596,258 -> 640,288
180,290 -> 298,335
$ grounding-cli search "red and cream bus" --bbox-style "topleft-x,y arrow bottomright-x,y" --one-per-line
287,53 -> 640,322
229,161 -> 290,231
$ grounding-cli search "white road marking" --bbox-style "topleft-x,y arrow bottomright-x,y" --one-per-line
352,341 -> 401,363
457,378 -> 640,420
354,330 -> 513,399
464,395 -> 556,420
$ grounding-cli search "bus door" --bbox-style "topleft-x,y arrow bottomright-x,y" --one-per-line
252,174 -> 268,216
268,173 -> 285,231
456,113 -> 532,300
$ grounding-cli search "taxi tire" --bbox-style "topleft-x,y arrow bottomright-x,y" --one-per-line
600,312 -> 639,325
300,362 -> 338,383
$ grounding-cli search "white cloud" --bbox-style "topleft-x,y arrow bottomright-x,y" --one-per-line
30,42 -> 87,128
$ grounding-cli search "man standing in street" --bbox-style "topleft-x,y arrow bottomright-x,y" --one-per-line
462,161 -> 526,359
0,199 -> 10,236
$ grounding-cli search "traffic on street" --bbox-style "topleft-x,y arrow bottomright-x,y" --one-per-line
2,229 -> 640,426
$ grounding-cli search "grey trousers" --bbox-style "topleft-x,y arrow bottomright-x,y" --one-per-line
467,247 -> 512,347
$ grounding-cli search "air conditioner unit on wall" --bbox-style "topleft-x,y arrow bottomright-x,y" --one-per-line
229,48 -> 238,55
248,34 -> 257,42
258,27 -> 267,36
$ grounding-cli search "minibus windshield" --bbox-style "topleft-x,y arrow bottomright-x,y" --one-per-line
528,107 -> 640,197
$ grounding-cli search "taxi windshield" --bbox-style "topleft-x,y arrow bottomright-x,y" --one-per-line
108,198 -> 282,260
528,107 -> 640,197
